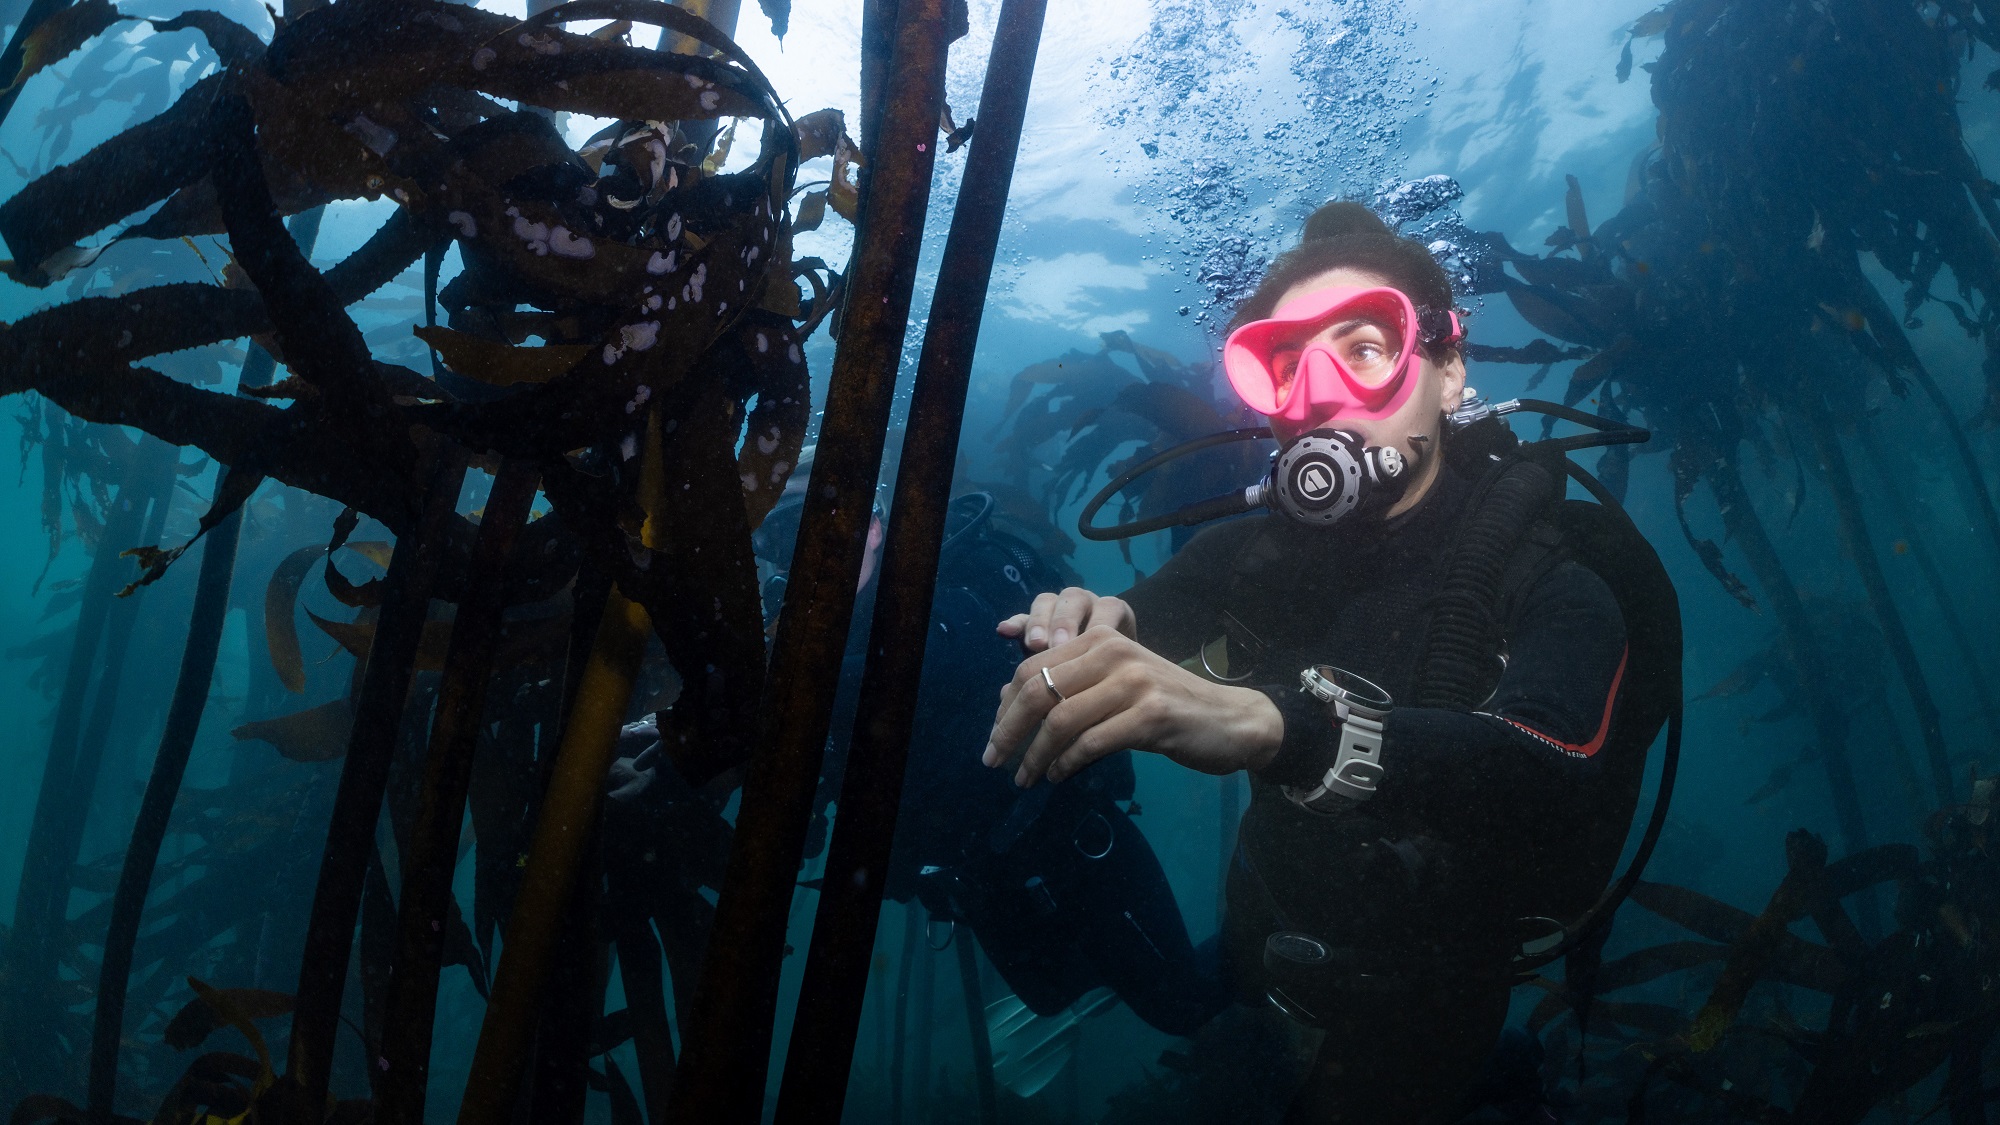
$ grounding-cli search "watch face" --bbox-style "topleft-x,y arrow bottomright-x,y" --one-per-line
1307,664 -> 1393,712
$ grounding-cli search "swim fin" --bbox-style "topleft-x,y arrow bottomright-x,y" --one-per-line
985,987 -> 1119,1098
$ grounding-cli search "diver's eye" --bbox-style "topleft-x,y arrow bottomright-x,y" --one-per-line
1345,340 -> 1393,374
1271,347 -> 1302,395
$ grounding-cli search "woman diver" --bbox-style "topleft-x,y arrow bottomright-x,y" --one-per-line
983,201 -> 1670,1122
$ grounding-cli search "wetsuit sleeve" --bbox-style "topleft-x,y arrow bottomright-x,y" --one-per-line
1120,521 -> 1257,663
1257,560 -> 1627,815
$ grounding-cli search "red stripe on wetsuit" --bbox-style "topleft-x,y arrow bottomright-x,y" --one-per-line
1487,645 -> 1628,760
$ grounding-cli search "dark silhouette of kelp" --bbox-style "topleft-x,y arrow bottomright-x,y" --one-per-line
1529,777 -> 2000,1123
0,0 -> 847,1119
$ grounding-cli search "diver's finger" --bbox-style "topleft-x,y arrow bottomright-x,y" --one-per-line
986,646 -> 1085,768
1011,661 -> 1122,788
986,627 -> 1125,768
984,661 -> 1053,768
1022,591 -> 1060,650
1086,595 -> 1138,640
996,612 -> 1031,637
1043,708 -> 1148,786
1048,586 -> 1096,648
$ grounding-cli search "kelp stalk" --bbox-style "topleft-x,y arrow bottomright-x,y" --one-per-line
376,458 -> 541,1125
525,855 -> 604,1124
1852,427 -> 2000,749
87,203 -> 321,1124
771,0 -> 1044,1116
86,476 -> 248,1125
453,588 -> 650,1125
279,443 -> 468,1114
611,917 -> 676,1125
665,1 -> 954,1118
0,436 -> 174,1103
455,408 -> 664,1125
1839,269 -> 2000,571
1705,454 -> 1873,863
1688,830 -> 1829,1051
1801,396 -> 1955,808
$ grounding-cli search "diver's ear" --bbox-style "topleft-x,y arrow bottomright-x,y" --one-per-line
1436,350 -> 1468,415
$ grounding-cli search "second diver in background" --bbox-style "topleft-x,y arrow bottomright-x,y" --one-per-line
607,455 -> 1225,1048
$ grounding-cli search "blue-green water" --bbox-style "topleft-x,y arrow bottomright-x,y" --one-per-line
2,0 -> 1998,1120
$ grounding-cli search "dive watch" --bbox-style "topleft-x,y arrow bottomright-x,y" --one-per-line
1283,664 -> 1393,811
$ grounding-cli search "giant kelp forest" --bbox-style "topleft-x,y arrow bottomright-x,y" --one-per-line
2,0 -> 2000,1122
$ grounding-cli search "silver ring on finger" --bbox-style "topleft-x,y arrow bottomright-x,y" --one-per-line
1041,665 -> 1067,704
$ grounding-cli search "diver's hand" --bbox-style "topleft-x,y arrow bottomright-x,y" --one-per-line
996,587 -> 1137,653
983,625 -> 1283,787
607,744 -> 659,803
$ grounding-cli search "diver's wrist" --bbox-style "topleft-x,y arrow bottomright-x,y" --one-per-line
1233,686 -> 1286,773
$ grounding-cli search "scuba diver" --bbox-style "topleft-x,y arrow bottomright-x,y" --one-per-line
984,202 -> 1678,1122
607,453 -> 1226,1043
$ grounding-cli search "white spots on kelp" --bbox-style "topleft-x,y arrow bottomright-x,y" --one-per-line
645,138 -> 668,192
646,248 -> 678,275
686,262 -> 707,303
756,426 -> 782,455
620,321 -> 661,352
517,31 -> 561,55
700,89 -> 721,111
548,226 -> 595,259
447,211 -> 478,238
513,213 -> 551,255
472,46 -> 497,70
666,213 -> 683,241
620,433 -> 639,460
740,472 -> 758,492
645,294 -> 662,311
787,343 -> 802,363
625,384 -> 653,414
754,331 -> 769,354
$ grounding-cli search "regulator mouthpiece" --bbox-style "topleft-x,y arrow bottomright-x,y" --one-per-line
1256,428 -> 1412,527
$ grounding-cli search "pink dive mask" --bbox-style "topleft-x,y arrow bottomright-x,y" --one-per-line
1223,286 -> 1462,438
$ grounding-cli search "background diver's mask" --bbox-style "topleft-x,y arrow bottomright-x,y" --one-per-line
1223,284 -> 1462,443
750,490 -> 888,623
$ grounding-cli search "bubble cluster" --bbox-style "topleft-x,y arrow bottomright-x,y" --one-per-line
1096,0 -> 1430,319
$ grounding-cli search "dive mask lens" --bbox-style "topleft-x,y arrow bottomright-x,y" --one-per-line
1223,286 -> 1461,437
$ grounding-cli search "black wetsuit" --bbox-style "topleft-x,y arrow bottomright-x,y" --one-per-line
1122,458 -> 1627,1122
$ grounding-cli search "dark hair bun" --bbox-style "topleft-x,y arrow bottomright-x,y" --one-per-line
1301,201 -> 1393,244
